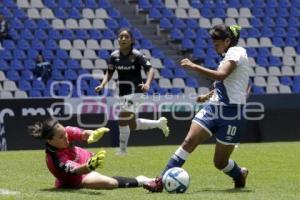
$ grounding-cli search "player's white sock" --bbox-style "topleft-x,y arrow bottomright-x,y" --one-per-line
119,125 -> 130,152
175,146 -> 190,160
135,117 -> 170,137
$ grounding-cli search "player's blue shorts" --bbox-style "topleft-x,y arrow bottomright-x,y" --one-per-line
192,104 -> 245,145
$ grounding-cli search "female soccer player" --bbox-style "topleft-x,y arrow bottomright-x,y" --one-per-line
95,28 -> 169,155
144,25 -> 250,192
29,118 -> 152,189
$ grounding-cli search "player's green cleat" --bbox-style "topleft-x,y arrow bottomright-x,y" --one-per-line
87,149 -> 106,171
87,127 -> 110,144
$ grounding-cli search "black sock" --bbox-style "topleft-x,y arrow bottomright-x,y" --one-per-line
112,176 -> 138,188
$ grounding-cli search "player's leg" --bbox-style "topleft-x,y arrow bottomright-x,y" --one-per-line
214,142 -> 248,188
134,116 -> 170,137
117,110 -> 133,154
143,121 -> 211,192
81,172 -> 151,189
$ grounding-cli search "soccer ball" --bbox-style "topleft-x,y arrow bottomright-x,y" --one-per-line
162,167 -> 190,193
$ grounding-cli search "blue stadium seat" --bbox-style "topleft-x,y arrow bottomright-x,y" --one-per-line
24,59 -> 36,69
48,29 -> 62,40
53,59 -> 67,69
86,0 -> 98,8
257,48 -> 270,57
157,87 -> 168,95
18,80 -> 32,91
161,7 -> 175,19
286,37 -> 298,47
274,27 -> 286,37
140,38 -> 154,49
9,29 -> 20,40
57,0 -> 71,8
216,0 -> 228,8
97,50 -> 110,59
62,30 -> 75,40
13,49 -> 26,59
196,28 -> 210,39
163,58 -> 176,68
186,77 -> 199,88
195,38 -> 207,48
45,39 -> 58,50
17,39 -> 30,50
190,0 -> 203,8
56,50 -> 69,59
200,8 -> 214,18
150,79 -> 159,89
3,40 -> 15,50
107,7 -> 121,19
11,18 -> 24,30
6,70 -> 20,80
173,19 -> 187,29
0,50 -> 12,60
31,39 -> 44,50
253,0 -> 266,7
251,8 -> 264,17
75,29 -> 89,40
248,28 -> 261,38
275,17 -> 288,27
13,8 -> 27,19
64,69 -> 77,80
261,27 -> 274,37
151,48 -> 164,58
21,70 -> 34,80
269,56 -> 282,66
149,8 -> 162,20
278,8 -> 289,17
263,17 -> 275,27
0,60 -> 9,70
71,0 -> 84,8
51,69 -> 64,80
265,8 -> 277,17
241,0 -> 253,7
203,0 -> 216,8
280,76 -> 293,85
20,29 -> 34,40
67,59 -> 81,69
34,29 -> 48,40
251,18 -> 263,28
1,7 -> 13,18
186,19 -> 198,29
42,49 -> 55,60
181,38 -> 194,50
204,57 -> 219,69
170,28 -> 184,41
32,79 -> 46,90
252,85 -> 265,94
11,59 -> 23,70
160,68 -> 174,79
24,19 -> 37,30
132,28 -> 143,40
44,0 -> 58,8
105,18 -> 119,30
174,68 -> 187,78
152,0 -> 164,8
69,8 -> 81,19
256,56 -> 269,67
138,0 -> 152,10
272,37 -> 285,47
214,8 -> 227,18
103,29 -> 116,39
184,28 -> 196,39
170,88 -> 182,95
89,29 -> 103,40
3,0 -> 17,8
246,47 -> 257,57
119,18 -> 132,28
99,0 -> 112,9
28,49 -> 39,59
159,18 -> 173,30
193,48 -> 206,59
37,19 -> 51,30
29,90 -> 42,97
287,27 -> 299,37
266,0 -> 278,8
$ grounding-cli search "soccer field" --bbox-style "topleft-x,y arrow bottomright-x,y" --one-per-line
0,142 -> 299,200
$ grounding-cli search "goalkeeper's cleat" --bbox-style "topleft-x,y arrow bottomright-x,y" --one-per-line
115,148 -> 127,156
87,127 -> 110,144
158,117 -> 170,137
87,150 -> 106,171
143,176 -> 163,193
234,167 -> 248,188
136,175 -> 155,187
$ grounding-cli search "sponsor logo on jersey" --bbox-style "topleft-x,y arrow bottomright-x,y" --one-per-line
116,65 -> 135,70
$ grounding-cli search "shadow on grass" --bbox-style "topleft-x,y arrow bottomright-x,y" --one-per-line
191,187 -> 254,194
40,188 -> 104,195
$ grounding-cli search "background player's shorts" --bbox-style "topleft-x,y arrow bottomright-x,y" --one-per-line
192,104 -> 245,145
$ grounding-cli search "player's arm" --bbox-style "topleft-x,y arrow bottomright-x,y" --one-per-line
139,55 -> 154,92
196,90 -> 214,103
95,70 -> 114,93
180,59 -> 237,81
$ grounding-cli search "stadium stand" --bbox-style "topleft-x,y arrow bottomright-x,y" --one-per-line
0,0 -> 299,98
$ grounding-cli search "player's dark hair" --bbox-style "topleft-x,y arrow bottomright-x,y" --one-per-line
118,28 -> 135,48
209,24 -> 241,47
28,118 -> 58,140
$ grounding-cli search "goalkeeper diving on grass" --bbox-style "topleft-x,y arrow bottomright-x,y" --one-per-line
28,118 -> 152,189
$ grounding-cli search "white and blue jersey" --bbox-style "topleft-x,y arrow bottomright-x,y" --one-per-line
193,46 -> 249,145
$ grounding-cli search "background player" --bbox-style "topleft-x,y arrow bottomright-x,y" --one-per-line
29,118 -> 152,189
144,24 -> 250,192
95,28 -> 169,155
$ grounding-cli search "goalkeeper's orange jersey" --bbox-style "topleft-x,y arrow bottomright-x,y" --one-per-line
45,126 -> 93,188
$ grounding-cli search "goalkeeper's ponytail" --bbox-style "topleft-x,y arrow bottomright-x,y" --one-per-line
28,118 -> 58,140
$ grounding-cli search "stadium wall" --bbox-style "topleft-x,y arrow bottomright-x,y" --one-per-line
2,94 -> 300,150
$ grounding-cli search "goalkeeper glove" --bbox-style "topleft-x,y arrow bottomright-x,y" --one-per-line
87,149 -> 106,171
87,127 -> 110,144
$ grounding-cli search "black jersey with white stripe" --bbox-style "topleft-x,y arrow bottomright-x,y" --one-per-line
107,48 -> 152,96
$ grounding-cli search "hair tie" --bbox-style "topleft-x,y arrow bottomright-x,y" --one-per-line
229,25 -> 242,37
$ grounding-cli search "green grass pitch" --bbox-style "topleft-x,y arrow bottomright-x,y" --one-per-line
0,142 -> 299,200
